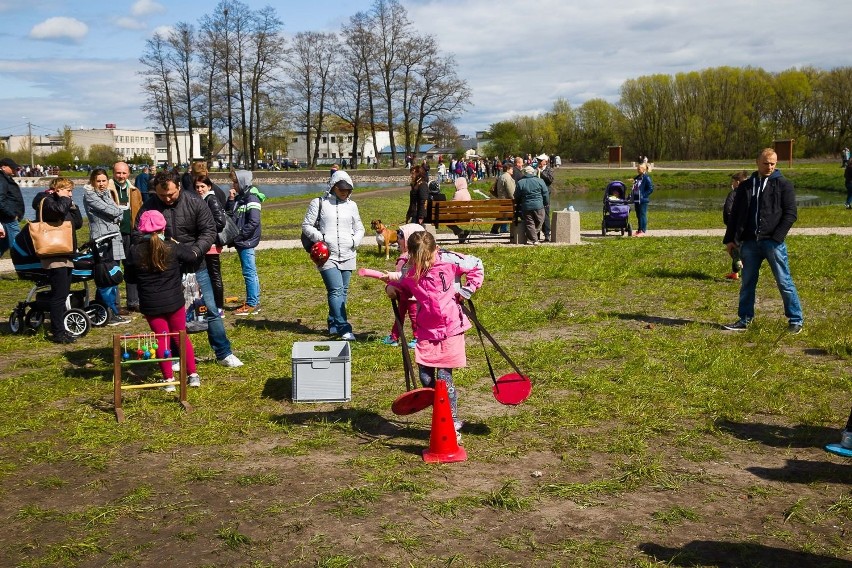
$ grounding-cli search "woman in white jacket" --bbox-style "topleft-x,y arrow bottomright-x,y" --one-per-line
301,170 -> 365,341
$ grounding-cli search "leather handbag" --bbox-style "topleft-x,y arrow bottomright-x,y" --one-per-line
29,198 -> 74,257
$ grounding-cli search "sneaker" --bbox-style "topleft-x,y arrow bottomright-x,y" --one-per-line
723,320 -> 749,331
160,379 -> 176,393
218,308 -> 225,319
407,338 -> 417,349
118,307 -> 131,316
456,431 -> 463,445
381,335 -> 399,347
234,304 -> 259,316
217,353 -> 244,368
107,314 -> 131,326
188,373 -> 201,387
341,332 -> 356,341
724,272 -> 739,280
454,419 -> 464,432
788,323 -> 803,335
172,361 -> 180,373
50,331 -> 77,344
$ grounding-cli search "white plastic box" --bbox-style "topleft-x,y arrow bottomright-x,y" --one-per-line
291,341 -> 351,402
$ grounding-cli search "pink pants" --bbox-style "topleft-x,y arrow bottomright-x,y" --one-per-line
390,295 -> 418,341
144,307 -> 196,379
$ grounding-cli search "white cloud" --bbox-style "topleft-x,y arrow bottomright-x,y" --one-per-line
131,0 -> 165,17
29,17 -> 88,42
151,25 -> 174,39
115,16 -> 146,30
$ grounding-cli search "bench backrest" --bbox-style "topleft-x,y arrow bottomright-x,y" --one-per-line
431,199 -> 515,227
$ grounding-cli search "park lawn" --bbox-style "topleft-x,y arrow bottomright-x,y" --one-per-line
0,223 -> 849,566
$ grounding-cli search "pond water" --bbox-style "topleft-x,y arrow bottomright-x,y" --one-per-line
20,182 -> 841,220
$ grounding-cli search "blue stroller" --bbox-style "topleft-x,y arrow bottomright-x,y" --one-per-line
7,230 -> 109,337
601,181 -> 633,236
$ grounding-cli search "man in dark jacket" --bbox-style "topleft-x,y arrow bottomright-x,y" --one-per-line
722,148 -> 804,334
0,157 -> 25,258
136,172 -> 244,367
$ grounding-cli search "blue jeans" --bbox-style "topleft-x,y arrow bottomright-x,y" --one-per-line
738,239 -> 804,325
636,201 -> 649,232
194,266 -> 233,360
96,285 -> 119,314
319,266 -> 352,334
237,247 -> 260,306
0,219 -> 21,258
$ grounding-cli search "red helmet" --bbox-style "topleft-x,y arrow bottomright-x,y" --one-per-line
310,241 -> 330,266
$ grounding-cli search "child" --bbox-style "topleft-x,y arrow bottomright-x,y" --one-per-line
385,231 -> 484,442
228,169 -> 265,315
723,171 -> 749,280
126,210 -> 201,390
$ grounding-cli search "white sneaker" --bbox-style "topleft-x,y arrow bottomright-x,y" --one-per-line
188,373 -> 201,388
341,332 -> 355,341
160,380 -> 176,393
172,361 -> 180,373
217,354 -> 244,368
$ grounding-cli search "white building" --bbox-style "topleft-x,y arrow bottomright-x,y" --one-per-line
154,129 -> 203,166
0,134 -> 63,158
69,127 -> 157,162
287,130 -> 391,165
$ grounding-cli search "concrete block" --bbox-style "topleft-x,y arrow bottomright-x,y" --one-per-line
551,210 -> 581,244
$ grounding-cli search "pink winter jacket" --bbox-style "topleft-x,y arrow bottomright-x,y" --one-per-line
390,257 -> 483,342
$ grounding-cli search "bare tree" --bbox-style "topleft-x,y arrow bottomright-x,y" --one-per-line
139,32 -> 179,165
166,22 -> 197,161
335,12 -> 377,167
246,6 -> 285,169
410,49 -> 470,160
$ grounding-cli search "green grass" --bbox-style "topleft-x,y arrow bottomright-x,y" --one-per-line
0,192 -> 851,566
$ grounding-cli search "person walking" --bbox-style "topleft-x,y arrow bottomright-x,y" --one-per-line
514,165 -> 549,245
722,148 -> 804,334
384,230 -> 484,443
126,210 -> 202,389
631,163 -> 653,236
301,170 -> 365,341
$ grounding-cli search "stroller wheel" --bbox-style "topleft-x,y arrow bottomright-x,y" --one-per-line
86,301 -> 109,327
24,309 -> 45,333
63,308 -> 90,338
601,220 -> 607,236
8,310 -> 24,334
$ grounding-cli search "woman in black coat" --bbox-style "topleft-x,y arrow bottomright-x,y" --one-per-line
405,165 -> 429,225
32,177 -> 83,344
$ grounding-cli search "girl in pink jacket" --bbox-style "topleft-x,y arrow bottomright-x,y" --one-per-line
385,231 -> 483,439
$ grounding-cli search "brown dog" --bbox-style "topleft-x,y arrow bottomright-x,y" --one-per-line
370,219 -> 398,259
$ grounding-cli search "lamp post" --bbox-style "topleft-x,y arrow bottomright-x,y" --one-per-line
22,117 -> 34,167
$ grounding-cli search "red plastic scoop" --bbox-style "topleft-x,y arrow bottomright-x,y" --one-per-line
492,373 -> 532,405
391,388 -> 435,415
358,268 -> 385,279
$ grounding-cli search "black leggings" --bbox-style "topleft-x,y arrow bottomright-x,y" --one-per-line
48,266 -> 72,336
205,254 -> 224,310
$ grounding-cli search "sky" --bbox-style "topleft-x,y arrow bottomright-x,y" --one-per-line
0,0 -> 850,142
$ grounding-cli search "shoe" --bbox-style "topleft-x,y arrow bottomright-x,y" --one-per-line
381,335 -> 399,347
456,431 -> 463,445
118,307 -> 131,316
341,332 -> 356,341
127,305 -> 140,313
234,304 -> 259,315
407,338 -> 416,349
217,354 -> 244,368
172,361 -> 180,373
218,308 -> 225,318
160,379 -> 176,393
724,272 -> 739,280
188,373 -> 201,387
454,419 -> 464,432
107,314 -> 131,326
723,320 -> 749,331
50,331 -> 77,344
788,323 -> 803,334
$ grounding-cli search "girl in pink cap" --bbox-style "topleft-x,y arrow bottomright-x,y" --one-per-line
126,210 -> 201,390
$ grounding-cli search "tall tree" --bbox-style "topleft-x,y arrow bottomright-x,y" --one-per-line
167,22 -> 197,161
371,0 -> 411,166
138,32 -> 179,165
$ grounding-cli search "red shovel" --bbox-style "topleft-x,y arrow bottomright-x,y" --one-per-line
389,298 -> 434,415
462,299 -> 532,405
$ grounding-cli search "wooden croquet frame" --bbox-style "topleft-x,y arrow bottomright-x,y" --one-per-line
112,331 -> 191,422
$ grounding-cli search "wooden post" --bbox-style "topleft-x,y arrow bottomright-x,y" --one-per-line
608,146 -> 622,168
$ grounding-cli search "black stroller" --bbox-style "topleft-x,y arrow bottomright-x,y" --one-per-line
601,181 -> 633,236
7,230 -> 109,337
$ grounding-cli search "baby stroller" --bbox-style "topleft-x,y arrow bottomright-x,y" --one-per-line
601,181 -> 633,236
7,230 -> 109,337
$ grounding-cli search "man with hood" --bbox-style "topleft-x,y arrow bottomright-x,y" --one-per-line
723,148 -> 804,334
228,169 -> 265,315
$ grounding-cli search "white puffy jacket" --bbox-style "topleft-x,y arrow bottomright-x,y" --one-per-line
301,193 -> 365,263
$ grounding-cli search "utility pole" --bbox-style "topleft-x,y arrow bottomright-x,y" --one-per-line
28,121 -> 33,167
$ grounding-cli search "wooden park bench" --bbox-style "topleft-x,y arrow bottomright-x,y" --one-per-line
429,199 -> 517,239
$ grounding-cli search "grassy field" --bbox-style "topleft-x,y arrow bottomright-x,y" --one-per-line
0,174 -> 850,566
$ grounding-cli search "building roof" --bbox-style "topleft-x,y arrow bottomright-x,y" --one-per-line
378,144 -> 435,155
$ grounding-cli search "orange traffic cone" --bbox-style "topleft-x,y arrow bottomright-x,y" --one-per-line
422,379 -> 467,463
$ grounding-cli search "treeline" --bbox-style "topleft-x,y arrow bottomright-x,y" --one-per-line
485,66 -> 852,162
140,0 -> 469,169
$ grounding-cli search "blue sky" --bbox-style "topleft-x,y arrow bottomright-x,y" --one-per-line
1,0 -> 850,141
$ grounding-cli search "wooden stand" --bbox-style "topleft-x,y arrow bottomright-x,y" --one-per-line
113,331 -> 191,422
